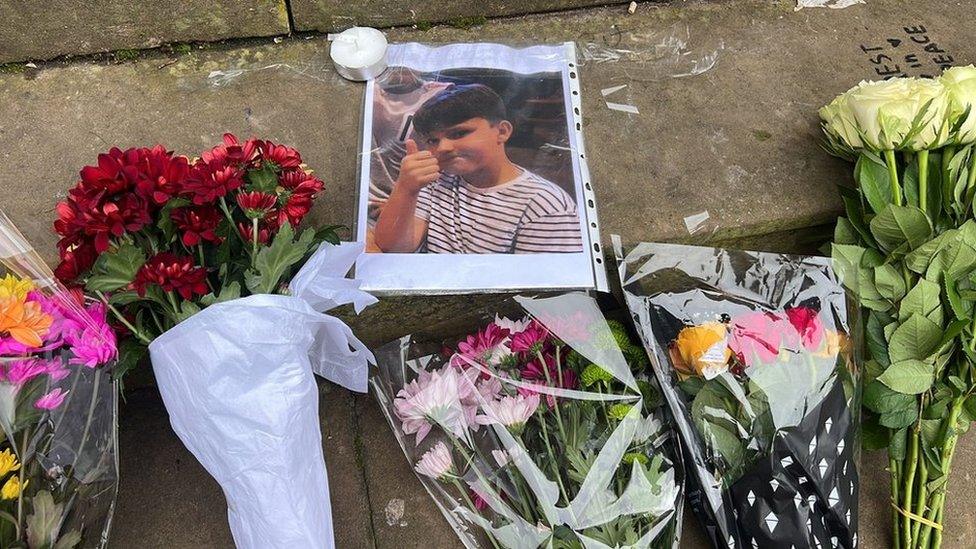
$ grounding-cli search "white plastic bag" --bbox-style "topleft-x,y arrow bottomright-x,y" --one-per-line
149,242 -> 376,548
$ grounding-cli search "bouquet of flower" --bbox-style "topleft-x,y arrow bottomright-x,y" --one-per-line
820,67 -> 976,549
52,136 -> 377,549
0,212 -> 118,548
372,293 -> 684,549
614,239 -> 859,549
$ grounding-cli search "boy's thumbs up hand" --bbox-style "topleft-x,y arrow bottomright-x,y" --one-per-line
397,139 -> 440,194
404,138 -> 419,156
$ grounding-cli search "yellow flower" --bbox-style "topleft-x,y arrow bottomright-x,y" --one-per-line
0,275 -> 33,301
1,476 -> 24,499
671,322 -> 731,380
816,330 -> 845,358
0,449 -> 20,477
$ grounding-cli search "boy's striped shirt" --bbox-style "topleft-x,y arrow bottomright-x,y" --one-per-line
415,168 -> 583,254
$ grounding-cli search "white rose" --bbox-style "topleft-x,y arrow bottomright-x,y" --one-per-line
904,78 -> 951,150
819,93 -> 863,150
940,65 -> 976,145
842,78 -> 949,151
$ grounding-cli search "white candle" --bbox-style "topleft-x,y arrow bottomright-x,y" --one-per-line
329,27 -> 389,81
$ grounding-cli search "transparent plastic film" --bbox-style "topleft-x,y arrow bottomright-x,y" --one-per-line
613,237 -> 860,549
372,292 -> 683,548
356,42 -> 606,294
0,211 -> 119,548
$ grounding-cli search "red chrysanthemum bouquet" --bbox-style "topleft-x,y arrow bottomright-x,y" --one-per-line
53,134 -> 340,376
52,136 -> 376,547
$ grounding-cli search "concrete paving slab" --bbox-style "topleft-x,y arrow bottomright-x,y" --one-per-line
0,1 -> 290,64
289,0 -> 628,33
110,383 -> 373,548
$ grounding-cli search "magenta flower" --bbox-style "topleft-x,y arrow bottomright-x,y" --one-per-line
0,359 -> 49,386
64,302 -> 117,367
509,320 -> 550,354
35,388 -> 68,410
728,311 -> 794,367
785,307 -> 825,352
453,324 -> 511,369
518,354 -> 578,406
41,358 -> 71,382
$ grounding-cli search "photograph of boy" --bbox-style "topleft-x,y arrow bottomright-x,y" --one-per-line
372,83 -> 585,254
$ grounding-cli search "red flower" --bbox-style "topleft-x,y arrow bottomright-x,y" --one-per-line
132,253 -> 208,300
54,241 -> 98,282
170,206 -> 222,247
279,170 -> 324,196
56,193 -> 151,253
236,191 -> 278,219
258,141 -> 302,169
277,192 -> 314,227
203,133 -> 260,169
77,147 -> 143,196
135,145 -> 190,204
237,221 -> 274,245
183,158 -> 245,205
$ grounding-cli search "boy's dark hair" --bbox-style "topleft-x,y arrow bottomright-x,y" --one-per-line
412,83 -> 508,135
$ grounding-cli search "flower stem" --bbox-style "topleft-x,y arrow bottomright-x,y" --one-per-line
885,149 -> 903,206
449,477 -> 502,549
69,369 -> 101,481
219,197 -> 247,245
891,458 -> 901,549
251,218 -> 259,264
14,426 -> 30,540
918,149 -> 930,214
536,350 -> 568,443
903,428 -> 920,547
536,409 -> 570,505
917,397 -> 965,548
94,290 -> 152,345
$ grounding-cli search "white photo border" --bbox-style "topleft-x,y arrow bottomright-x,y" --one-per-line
355,42 -> 608,294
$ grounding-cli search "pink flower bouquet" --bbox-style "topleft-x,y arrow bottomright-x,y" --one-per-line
372,293 -> 684,548
0,212 -> 119,547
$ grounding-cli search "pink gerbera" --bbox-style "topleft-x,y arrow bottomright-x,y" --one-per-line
35,388 -> 69,411
728,311 -> 795,367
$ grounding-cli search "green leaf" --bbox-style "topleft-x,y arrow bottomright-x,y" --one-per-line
879,407 -> 919,429
831,243 -> 866,294
905,229 -> 954,273
889,427 -> 908,459
899,278 -> 943,325
869,205 -> 932,253
246,163 -> 279,192
112,337 -> 148,381
841,194 -> 877,248
903,159 -> 920,208
856,153 -> 895,213
85,243 -> 145,292
866,313 -> 892,367
864,380 -> 917,414
174,301 -> 201,323
944,272 -> 972,321
315,224 -> 345,245
878,359 -> 936,395
834,217 -> 859,246
199,281 -> 242,307
862,413 -> 890,450
874,263 -> 907,302
888,314 -> 942,363
244,223 -> 316,294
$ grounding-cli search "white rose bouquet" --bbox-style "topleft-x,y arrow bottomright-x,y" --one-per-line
821,67 -> 976,549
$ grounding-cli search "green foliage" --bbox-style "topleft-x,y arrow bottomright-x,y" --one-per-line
84,243 -> 145,293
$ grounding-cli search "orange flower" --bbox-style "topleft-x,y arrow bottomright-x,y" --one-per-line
0,296 -> 52,349
671,322 -> 732,380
